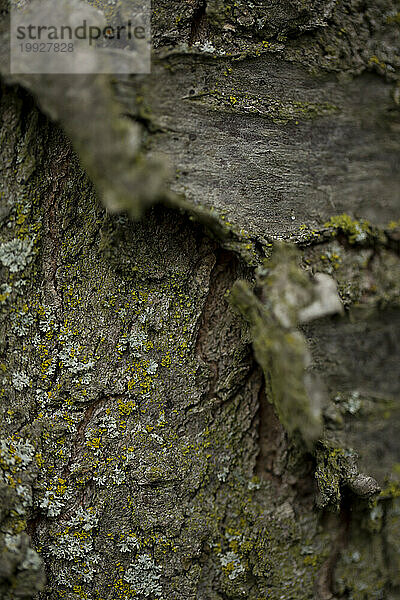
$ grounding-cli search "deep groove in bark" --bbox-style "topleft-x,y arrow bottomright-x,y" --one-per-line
255,384 -> 287,483
314,504 -> 351,600
195,248 -> 240,403
189,0 -> 208,46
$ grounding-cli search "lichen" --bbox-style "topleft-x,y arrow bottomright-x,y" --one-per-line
186,88 -> 339,123
0,8 -> 399,597
323,214 -> 373,245
0,238 -> 34,273
229,243 -> 327,447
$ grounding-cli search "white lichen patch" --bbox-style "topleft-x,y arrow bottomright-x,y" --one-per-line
0,238 -> 33,272
0,437 -> 35,468
0,283 -> 12,304
49,532 -> 96,561
129,330 -> 148,356
12,370 -> 30,391
68,507 -> 99,531
11,309 -> 34,336
39,478 -> 71,517
124,554 -> 162,597
147,360 -> 158,375
118,533 -> 140,553
58,343 -> 95,374
219,551 -> 245,580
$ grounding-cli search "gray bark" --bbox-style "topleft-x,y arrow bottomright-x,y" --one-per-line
0,1 -> 399,599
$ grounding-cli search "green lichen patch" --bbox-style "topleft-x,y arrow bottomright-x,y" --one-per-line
314,443 -> 358,510
229,243 -> 324,447
323,214 -> 375,245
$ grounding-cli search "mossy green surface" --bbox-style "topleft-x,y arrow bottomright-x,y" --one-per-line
230,244 -> 324,448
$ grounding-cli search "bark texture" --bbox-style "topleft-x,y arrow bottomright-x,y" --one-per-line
0,0 -> 400,599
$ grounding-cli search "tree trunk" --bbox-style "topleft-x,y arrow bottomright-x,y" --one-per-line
0,1 -> 400,599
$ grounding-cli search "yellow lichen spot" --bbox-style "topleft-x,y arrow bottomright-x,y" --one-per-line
86,437 -> 101,450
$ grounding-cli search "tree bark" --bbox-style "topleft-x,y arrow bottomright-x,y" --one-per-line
0,1 -> 400,599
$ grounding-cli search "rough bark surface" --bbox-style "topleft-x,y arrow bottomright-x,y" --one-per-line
0,0 -> 399,599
